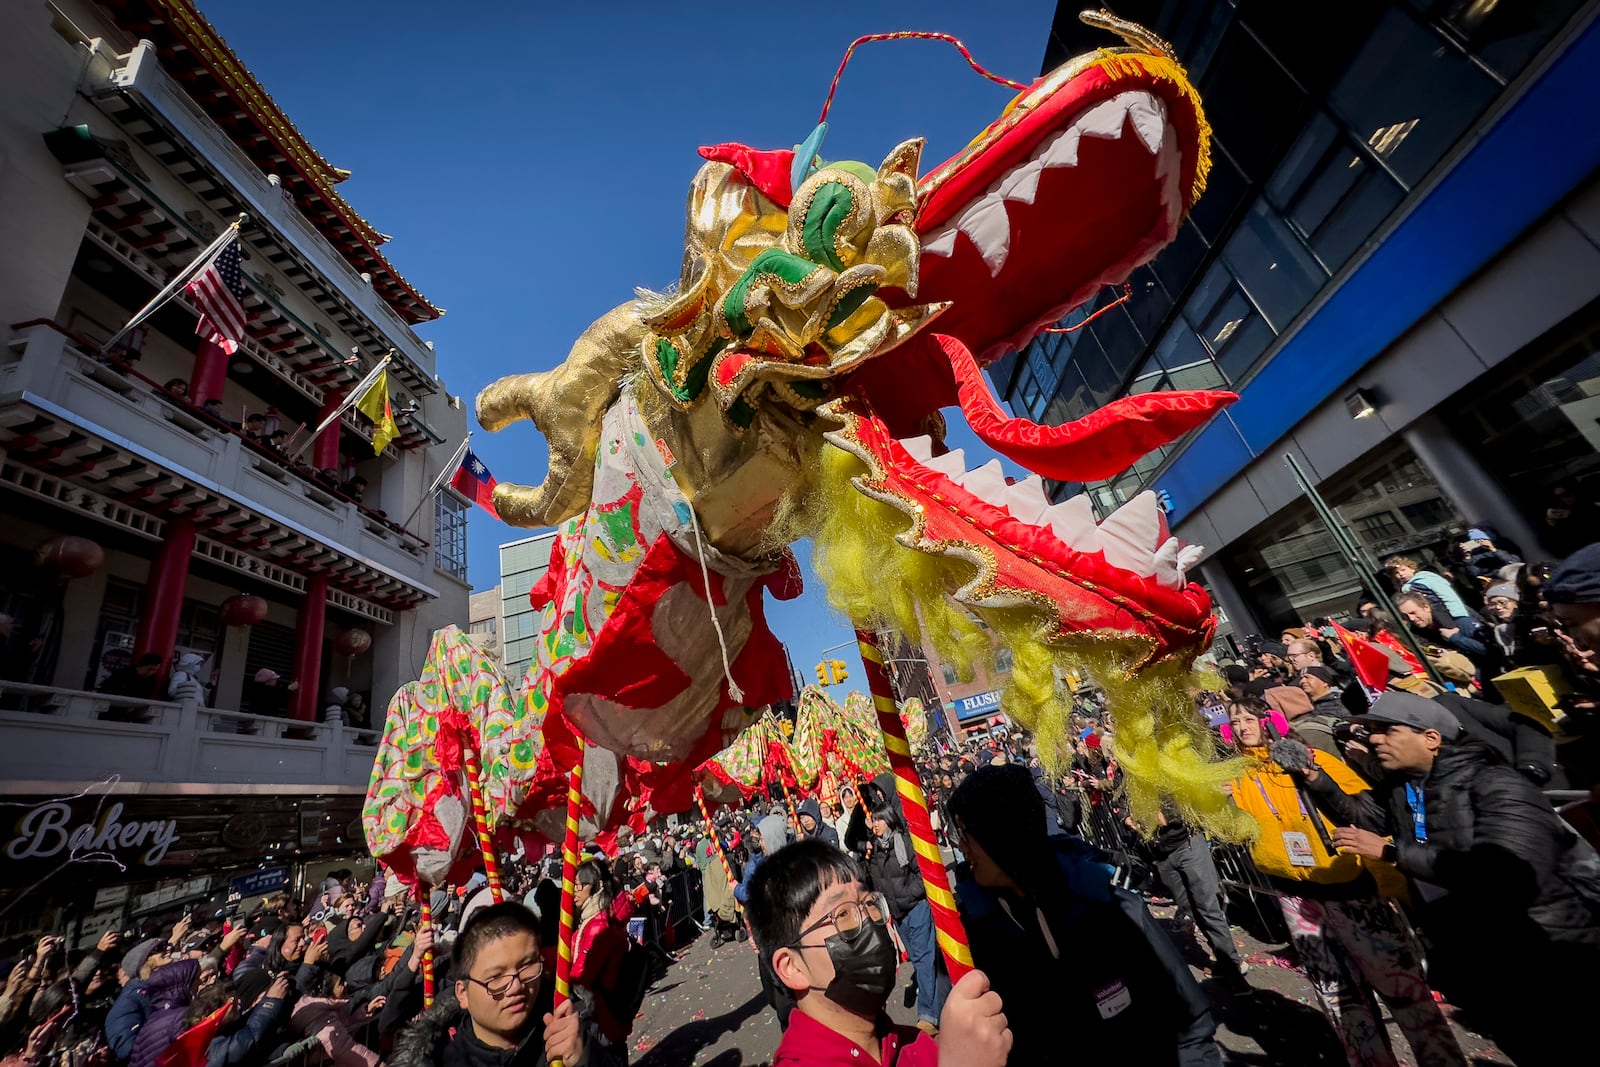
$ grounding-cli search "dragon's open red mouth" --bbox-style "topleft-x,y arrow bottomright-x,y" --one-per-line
850,46 -> 1212,443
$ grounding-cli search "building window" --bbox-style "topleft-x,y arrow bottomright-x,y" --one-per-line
1328,8 -> 1498,188
940,662 -> 961,687
1220,201 -> 1328,333
1412,0 -> 1586,82
1356,512 -> 1405,540
1267,113 -> 1408,273
469,617 -> 497,636
435,491 -> 468,580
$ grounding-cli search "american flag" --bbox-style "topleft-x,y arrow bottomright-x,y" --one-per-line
185,237 -> 248,354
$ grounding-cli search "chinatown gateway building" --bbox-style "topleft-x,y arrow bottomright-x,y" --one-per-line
0,0 -> 471,933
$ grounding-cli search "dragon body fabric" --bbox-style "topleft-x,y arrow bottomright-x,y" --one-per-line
479,16 -> 1252,838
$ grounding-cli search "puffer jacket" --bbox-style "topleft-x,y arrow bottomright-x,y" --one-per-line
127,959 -> 200,1067
1306,739 -> 1600,987
865,830 -> 924,921
1230,748 -> 1405,899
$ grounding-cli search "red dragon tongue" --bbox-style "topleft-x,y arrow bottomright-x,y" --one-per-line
938,333 -> 1236,482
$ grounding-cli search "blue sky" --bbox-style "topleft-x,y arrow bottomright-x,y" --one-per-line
201,0 -> 1052,688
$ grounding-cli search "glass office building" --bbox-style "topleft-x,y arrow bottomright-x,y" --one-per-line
498,532 -> 558,685
993,0 -> 1600,636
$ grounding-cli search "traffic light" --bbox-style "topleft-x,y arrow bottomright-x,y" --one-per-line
830,659 -> 849,684
815,661 -> 831,686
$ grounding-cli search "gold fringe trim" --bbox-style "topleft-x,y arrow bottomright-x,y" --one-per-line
1089,50 -> 1213,207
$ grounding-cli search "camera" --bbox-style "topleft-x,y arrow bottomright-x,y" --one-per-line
1332,720 -> 1371,749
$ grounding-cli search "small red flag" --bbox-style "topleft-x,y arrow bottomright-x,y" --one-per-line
156,1003 -> 231,1067
1331,621 -> 1391,693
450,448 -> 500,519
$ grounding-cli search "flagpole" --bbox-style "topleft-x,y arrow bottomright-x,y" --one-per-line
291,353 -> 391,460
401,432 -> 471,532
104,214 -> 247,352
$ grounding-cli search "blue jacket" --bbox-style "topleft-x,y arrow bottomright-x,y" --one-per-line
955,838 -> 1221,1067
206,995 -> 285,1067
733,851 -> 764,904
106,978 -> 151,1062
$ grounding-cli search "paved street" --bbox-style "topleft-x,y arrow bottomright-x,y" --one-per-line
630,902 -> 1511,1066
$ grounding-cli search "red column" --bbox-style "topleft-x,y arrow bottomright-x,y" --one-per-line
189,339 -> 229,407
289,576 -> 327,721
134,518 -> 197,676
313,390 -> 345,471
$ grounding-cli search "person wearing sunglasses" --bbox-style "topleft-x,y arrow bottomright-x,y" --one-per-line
747,837 -> 1011,1067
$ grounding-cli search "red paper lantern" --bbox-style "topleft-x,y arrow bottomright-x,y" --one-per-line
220,594 -> 269,627
333,628 -> 372,656
35,536 -> 104,579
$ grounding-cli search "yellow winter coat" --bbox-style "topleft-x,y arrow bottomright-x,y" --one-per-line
1230,747 -> 1403,896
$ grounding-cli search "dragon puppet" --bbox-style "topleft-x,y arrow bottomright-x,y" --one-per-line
479,12 -> 1253,838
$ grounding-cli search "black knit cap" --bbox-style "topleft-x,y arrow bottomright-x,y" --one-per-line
1544,543 -> 1600,604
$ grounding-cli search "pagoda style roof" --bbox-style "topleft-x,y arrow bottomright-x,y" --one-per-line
97,0 -> 443,324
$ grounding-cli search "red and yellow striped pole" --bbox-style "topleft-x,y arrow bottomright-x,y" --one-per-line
462,747 -> 503,902
694,784 -> 758,956
856,629 -> 974,982
780,777 -> 802,832
553,739 -> 585,1010
416,886 -> 435,1008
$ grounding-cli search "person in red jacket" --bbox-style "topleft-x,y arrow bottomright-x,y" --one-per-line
570,860 -> 631,1047
746,838 -> 1012,1067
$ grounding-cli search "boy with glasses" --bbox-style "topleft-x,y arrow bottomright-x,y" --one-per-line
746,838 -> 1011,1067
397,901 -> 617,1067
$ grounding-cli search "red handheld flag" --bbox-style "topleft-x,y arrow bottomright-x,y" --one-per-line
1331,622 -> 1391,693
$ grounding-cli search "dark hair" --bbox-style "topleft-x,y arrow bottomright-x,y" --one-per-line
182,979 -> 233,1029
574,860 -> 615,915
454,902 -> 540,977
28,979 -> 73,1027
532,880 -> 561,947
865,797 -> 906,836
946,765 -> 1050,894
744,839 -> 862,961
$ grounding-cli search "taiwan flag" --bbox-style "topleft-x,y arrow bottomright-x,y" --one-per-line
451,448 -> 500,519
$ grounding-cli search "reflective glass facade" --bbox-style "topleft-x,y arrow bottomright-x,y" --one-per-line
999,0 -> 1588,514
499,532 -> 557,684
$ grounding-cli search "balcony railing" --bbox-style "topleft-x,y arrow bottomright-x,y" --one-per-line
103,41 -> 438,392
0,681 -> 376,790
2,321 -> 432,573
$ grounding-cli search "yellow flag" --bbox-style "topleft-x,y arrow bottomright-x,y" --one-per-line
354,370 -> 398,454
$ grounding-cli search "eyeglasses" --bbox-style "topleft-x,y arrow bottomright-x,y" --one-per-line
792,894 -> 888,947
463,959 -> 544,998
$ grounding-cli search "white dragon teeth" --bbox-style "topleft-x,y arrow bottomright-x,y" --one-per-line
1098,491 -> 1161,577
899,435 -> 934,463
1044,495 -> 1100,553
921,447 -> 966,479
1003,475 -> 1050,526
948,193 -> 1011,278
955,459 -> 1008,503
1152,537 -> 1183,589
921,90 -> 1171,278
890,438 -> 1208,584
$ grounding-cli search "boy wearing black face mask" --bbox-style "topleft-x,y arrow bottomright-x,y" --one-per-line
746,838 -> 1012,1067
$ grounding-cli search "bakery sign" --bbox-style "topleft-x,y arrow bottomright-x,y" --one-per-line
6,799 -> 180,867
